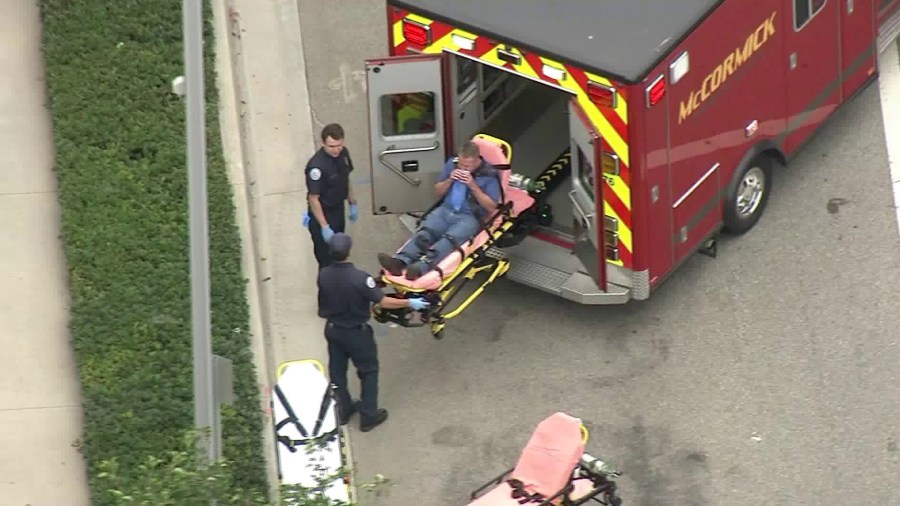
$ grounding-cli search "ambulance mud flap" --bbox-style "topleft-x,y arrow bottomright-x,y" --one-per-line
722,142 -> 782,235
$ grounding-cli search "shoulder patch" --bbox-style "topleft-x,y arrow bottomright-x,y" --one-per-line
366,276 -> 376,289
309,168 -> 321,181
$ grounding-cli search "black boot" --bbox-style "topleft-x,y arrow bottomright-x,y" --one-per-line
359,409 -> 389,432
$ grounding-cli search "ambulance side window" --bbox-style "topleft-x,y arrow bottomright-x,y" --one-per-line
379,92 -> 437,137
794,0 -> 827,30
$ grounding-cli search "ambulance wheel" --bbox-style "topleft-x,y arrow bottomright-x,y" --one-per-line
723,154 -> 774,235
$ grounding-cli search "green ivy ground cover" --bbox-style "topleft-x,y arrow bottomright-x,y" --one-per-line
39,0 -> 267,502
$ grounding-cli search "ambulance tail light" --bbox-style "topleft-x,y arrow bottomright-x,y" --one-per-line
645,75 -> 666,107
402,19 -> 432,47
587,81 -> 617,108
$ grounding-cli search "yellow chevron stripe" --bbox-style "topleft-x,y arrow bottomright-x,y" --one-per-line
392,20 -> 405,47
406,13 -> 433,25
538,57 -> 629,125
603,201 -> 632,259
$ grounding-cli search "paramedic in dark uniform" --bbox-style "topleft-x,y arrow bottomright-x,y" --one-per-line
306,123 -> 358,268
318,232 -> 431,432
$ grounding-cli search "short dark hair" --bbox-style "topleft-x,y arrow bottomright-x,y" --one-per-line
458,141 -> 480,159
330,248 -> 349,262
321,123 -> 345,142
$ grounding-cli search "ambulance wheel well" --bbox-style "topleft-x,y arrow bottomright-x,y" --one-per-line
721,142 -> 782,235
737,140 -> 785,171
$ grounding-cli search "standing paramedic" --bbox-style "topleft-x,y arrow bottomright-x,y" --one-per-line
305,123 -> 359,268
318,232 -> 431,432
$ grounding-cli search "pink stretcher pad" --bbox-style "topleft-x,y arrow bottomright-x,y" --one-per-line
381,137 -> 535,290
468,412 -> 586,506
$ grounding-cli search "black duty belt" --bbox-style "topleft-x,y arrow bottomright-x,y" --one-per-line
327,321 -> 368,330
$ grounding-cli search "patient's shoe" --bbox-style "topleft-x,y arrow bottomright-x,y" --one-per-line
405,262 -> 424,280
378,253 -> 404,276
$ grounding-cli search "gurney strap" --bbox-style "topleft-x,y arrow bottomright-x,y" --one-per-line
312,383 -> 337,437
276,427 -> 341,453
506,479 -> 546,504
274,384 -> 309,438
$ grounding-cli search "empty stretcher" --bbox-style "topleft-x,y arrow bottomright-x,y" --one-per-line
272,359 -> 354,504
468,412 -> 623,506
373,134 -> 536,338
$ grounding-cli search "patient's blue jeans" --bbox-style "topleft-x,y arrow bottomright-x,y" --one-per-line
396,205 -> 481,272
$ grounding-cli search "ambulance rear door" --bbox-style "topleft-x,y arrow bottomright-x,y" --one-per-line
567,99 -> 607,292
365,54 -> 449,215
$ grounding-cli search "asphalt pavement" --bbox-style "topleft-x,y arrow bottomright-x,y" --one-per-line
290,3 -> 900,505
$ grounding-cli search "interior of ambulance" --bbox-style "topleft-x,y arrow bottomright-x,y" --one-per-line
369,51 -> 629,337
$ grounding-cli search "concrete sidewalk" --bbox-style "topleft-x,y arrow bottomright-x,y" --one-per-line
211,0 -> 334,496
0,1 -> 91,505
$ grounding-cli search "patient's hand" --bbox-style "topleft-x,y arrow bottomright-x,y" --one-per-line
451,169 -> 472,184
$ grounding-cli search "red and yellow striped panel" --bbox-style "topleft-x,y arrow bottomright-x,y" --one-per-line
390,9 -> 632,269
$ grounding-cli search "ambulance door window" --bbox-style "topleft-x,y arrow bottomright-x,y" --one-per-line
794,0 -> 827,30
379,92 -> 437,137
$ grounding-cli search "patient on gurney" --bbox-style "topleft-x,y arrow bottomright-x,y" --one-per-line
378,141 -> 501,281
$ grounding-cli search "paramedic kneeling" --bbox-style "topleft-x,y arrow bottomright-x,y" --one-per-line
318,233 -> 430,432
377,141 -> 501,281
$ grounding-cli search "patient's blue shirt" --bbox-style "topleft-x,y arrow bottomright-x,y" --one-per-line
447,180 -> 468,211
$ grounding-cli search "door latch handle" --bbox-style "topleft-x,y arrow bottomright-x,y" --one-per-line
568,190 -> 594,230
377,141 -> 440,186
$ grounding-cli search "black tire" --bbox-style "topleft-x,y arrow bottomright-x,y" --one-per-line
722,154 -> 775,235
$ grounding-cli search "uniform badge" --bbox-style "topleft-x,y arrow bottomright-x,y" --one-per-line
309,168 -> 321,181
366,276 -> 376,289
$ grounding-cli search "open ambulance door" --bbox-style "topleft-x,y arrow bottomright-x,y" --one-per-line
567,99 -> 607,292
365,54 -> 448,215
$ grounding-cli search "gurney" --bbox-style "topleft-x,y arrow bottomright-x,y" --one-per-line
467,412 -> 623,506
271,359 -> 355,504
373,134 -> 536,338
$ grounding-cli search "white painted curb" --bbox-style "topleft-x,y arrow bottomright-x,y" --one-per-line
878,41 -> 900,245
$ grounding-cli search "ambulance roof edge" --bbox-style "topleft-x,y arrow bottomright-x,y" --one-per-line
390,0 -> 725,84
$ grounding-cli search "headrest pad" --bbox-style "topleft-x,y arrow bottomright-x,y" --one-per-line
471,136 -> 509,167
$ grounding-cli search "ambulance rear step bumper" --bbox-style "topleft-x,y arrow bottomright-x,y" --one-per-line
879,6 -> 900,54
485,247 -> 630,305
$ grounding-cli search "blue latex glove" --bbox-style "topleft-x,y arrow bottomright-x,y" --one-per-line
321,225 -> 334,243
302,212 -> 311,228
408,297 -> 430,311
349,203 -> 359,223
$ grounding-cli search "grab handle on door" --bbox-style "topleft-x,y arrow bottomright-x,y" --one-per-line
378,141 -> 440,186
568,190 -> 594,230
